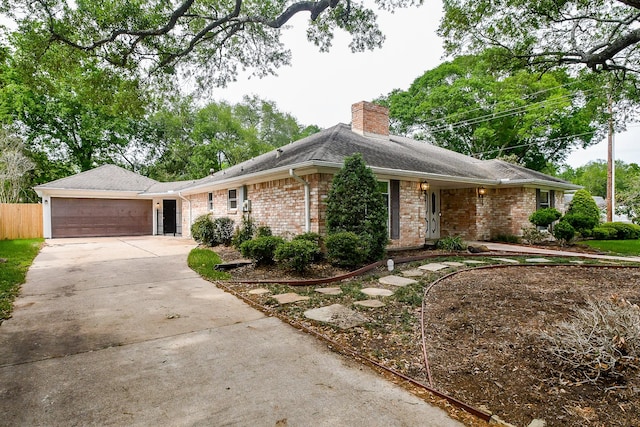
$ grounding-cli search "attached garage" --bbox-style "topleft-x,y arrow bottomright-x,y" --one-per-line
51,198 -> 153,238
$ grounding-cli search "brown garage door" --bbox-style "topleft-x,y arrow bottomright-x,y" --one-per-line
51,198 -> 153,238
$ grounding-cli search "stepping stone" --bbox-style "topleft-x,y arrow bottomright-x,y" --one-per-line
402,269 -> 425,277
525,258 -> 552,263
354,300 -> 386,308
248,288 -> 270,295
491,258 -> 520,264
442,261 -> 464,267
379,275 -> 418,287
304,304 -> 368,329
272,293 -> 310,304
361,287 -> 394,297
462,260 -> 486,264
419,263 -> 450,272
315,287 -> 342,295
570,260 -> 585,264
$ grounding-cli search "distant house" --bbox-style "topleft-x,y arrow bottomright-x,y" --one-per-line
35,101 -> 579,246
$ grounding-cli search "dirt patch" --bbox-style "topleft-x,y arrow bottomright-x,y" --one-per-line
210,246 -> 640,426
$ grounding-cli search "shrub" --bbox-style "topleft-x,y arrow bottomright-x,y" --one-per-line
436,235 -> 467,251
256,225 -> 273,238
325,231 -> 368,268
552,220 -> 575,245
232,216 -> 256,249
521,226 -> 546,245
592,226 -> 616,240
292,232 -> 324,261
529,208 -> 562,228
212,217 -> 235,246
191,214 -> 215,246
239,236 -> 285,265
274,239 -> 320,273
600,222 -> 640,240
565,189 -> 600,235
541,297 -> 640,384
325,153 -> 388,262
492,234 -> 520,244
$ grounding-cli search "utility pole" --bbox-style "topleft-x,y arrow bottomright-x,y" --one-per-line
606,92 -> 615,222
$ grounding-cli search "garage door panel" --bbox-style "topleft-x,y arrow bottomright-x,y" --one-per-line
51,198 -> 152,238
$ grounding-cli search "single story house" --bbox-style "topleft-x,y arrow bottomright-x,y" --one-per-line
35,101 -> 579,246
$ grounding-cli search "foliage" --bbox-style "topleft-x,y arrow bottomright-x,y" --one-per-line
325,232 -> 368,269
187,248 -> 230,281
256,225 -> 273,238
0,129 -> 34,203
4,0 -> 413,89
232,216 -> 256,249
191,214 -> 215,246
529,208 -> 562,228
436,235 -> 467,251
521,227 -> 546,245
239,236 -> 285,266
0,238 -> 42,322
393,283 -> 424,308
292,232 -> 324,261
212,217 -> 235,246
595,222 -> 640,240
325,153 -> 388,262
274,239 -> 320,273
439,0 -> 640,76
565,189 -> 601,235
580,239 -> 640,256
491,234 -> 520,244
552,220 -> 575,246
541,297 -> 640,384
378,51 -> 608,171
558,160 -> 640,199
617,173 -> 640,224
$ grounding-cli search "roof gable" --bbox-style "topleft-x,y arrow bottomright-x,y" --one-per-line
35,164 -> 159,192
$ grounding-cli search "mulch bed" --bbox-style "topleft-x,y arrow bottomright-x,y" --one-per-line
208,244 -> 640,426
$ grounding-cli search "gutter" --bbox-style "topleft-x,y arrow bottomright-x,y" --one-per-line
177,191 -> 192,235
289,169 -> 311,233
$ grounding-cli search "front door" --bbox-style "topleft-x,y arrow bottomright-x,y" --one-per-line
425,190 -> 440,240
163,199 -> 177,235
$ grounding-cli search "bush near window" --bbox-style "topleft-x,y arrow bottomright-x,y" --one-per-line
325,231 -> 368,269
191,214 -> 215,245
553,220 -> 575,245
565,189 -> 601,236
292,232 -> 324,261
239,236 -> 285,265
593,222 -> 640,240
212,217 -> 235,246
274,239 -> 320,273
325,153 -> 388,263
529,207 -> 562,228
232,216 -> 256,249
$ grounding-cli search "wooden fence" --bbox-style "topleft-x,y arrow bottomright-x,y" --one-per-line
0,203 -> 43,240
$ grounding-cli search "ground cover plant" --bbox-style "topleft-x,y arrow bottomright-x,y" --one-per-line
193,247 -> 640,427
0,238 -> 42,322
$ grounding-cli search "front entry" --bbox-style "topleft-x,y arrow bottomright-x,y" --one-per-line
425,190 -> 440,240
162,199 -> 177,235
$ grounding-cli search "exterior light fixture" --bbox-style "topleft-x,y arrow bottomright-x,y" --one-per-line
155,202 -> 160,208
420,181 -> 430,194
478,187 -> 487,198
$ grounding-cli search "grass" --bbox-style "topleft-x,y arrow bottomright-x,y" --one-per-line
579,239 -> 640,256
187,248 -> 231,281
0,238 -> 43,322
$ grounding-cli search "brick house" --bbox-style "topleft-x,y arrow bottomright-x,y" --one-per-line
35,101 -> 578,245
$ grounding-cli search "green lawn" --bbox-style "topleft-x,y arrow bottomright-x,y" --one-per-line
0,238 -> 43,322
580,239 -> 640,256
187,248 -> 231,281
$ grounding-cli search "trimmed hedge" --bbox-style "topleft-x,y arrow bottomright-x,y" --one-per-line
239,236 -> 285,265
529,208 -> 562,228
274,239 -> 320,273
593,222 -> 640,240
325,231 -> 367,268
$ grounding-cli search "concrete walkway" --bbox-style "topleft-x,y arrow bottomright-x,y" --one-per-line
0,237 -> 461,426
477,241 -> 640,263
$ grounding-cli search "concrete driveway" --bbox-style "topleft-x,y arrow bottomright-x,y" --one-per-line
0,237 -> 461,426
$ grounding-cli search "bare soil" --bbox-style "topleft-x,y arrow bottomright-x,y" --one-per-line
211,246 -> 640,427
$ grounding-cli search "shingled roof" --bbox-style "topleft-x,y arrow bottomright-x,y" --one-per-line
34,164 -> 159,192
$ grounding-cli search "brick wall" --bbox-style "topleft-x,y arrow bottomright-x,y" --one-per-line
394,181 -> 425,248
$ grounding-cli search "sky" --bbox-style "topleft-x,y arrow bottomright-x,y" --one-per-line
210,2 -> 639,169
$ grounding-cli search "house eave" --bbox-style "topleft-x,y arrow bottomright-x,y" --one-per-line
33,188 -> 144,199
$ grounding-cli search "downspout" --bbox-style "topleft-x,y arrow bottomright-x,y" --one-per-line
178,192 -> 192,237
289,169 -> 311,233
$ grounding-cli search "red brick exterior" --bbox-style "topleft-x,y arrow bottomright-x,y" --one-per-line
351,101 -> 390,137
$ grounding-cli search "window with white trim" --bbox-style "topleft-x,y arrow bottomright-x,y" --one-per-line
539,190 -> 550,209
228,189 -> 238,210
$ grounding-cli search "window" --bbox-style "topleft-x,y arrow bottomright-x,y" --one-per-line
378,181 -> 395,238
228,189 -> 238,210
208,193 -> 213,210
539,190 -> 550,209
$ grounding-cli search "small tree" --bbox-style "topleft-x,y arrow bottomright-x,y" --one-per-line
325,153 -> 388,263
0,130 -> 35,203
529,208 -> 562,229
565,189 -> 600,236
553,220 -> 575,246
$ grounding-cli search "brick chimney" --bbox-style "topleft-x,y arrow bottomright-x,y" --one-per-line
351,101 -> 390,138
